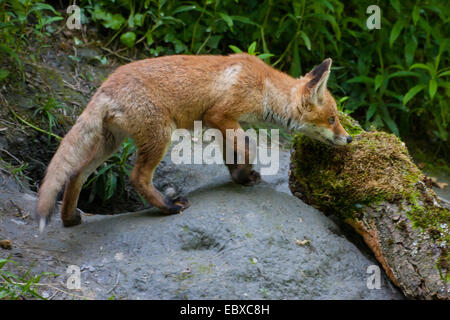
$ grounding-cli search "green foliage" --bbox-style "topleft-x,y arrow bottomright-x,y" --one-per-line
83,138 -> 137,203
32,97 -> 68,141
228,41 -> 274,61
78,0 -> 448,145
0,0 -> 62,81
0,159 -> 31,189
0,257 -> 57,300
0,0 -> 448,202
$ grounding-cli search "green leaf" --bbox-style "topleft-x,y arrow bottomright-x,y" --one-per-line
133,13 -> 145,27
412,6 -> 420,25
404,35 -> 417,66
218,12 -> 233,28
257,53 -> 274,60
403,84 -> 426,105
390,20 -> 405,47
299,31 -> 311,51
0,69 -> 9,81
0,44 -> 23,78
308,13 -> 341,40
103,13 -> 125,30
145,31 -> 154,46
30,3 -> 60,15
438,70 -> 450,78
374,74 -> 383,91
231,15 -> 259,26
366,104 -> 377,122
40,16 -> 63,27
127,15 -> 134,28
388,71 -> 419,78
410,63 -> 432,72
247,41 -> 257,55
229,45 -> 242,53
290,39 -> 301,77
120,32 -> 136,48
429,79 -> 437,100
105,173 -> 117,200
391,0 -> 401,13
320,0 -> 334,12
93,5 -> 107,20
381,107 -> 399,136
0,258 -> 14,268
384,117 -> 399,136
172,5 -> 197,15
160,16 -> 185,26
95,56 -> 108,65
0,290 -> 10,300
346,76 -> 374,84
74,37 -> 83,46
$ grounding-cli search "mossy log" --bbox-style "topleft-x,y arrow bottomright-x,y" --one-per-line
289,112 -> 449,299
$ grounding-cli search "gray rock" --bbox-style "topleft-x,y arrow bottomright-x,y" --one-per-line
0,150 -> 404,299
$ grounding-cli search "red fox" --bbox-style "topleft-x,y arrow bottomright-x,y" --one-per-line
36,54 -> 351,231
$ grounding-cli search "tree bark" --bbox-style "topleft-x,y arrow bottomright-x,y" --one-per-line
289,133 -> 449,299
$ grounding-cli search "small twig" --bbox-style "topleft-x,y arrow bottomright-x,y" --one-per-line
101,47 -> 133,62
134,35 -> 147,46
69,100 -> 82,108
196,33 -> 211,54
48,289 -> 59,300
62,79 -> 90,95
0,106 -> 30,137
0,167 -> 12,175
106,273 -> 120,294
9,200 -> 23,217
0,148 -> 23,165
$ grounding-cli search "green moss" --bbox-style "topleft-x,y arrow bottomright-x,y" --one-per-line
407,201 -> 449,271
292,130 -> 422,219
196,264 -> 214,274
292,113 -> 450,281
338,111 -> 364,136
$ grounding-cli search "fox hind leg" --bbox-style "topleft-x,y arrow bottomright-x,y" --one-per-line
130,127 -> 190,214
61,129 -> 124,227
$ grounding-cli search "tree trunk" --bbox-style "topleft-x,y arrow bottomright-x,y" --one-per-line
288,114 -> 449,299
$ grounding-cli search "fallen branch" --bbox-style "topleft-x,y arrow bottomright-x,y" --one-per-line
289,112 -> 449,299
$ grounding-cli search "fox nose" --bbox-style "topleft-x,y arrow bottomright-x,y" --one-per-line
346,136 -> 353,144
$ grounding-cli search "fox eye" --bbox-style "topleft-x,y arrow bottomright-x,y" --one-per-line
328,116 -> 335,124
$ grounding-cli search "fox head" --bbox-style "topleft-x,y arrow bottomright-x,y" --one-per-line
292,58 -> 352,146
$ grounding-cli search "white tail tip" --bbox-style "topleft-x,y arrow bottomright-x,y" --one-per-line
39,217 -> 46,233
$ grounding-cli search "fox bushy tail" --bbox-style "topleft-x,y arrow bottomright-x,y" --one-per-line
35,103 -> 105,232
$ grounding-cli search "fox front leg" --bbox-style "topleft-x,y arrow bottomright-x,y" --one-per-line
204,111 -> 261,186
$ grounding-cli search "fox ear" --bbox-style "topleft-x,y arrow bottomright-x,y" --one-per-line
305,58 -> 332,103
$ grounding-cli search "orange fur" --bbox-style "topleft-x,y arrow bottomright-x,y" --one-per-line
36,53 -> 350,231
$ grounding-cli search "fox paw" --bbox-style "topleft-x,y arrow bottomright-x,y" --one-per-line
62,212 -> 82,227
245,170 -> 262,186
164,196 -> 191,214
234,169 -> 261,186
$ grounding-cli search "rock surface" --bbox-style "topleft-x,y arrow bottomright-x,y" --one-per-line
0,149 -> 404,299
